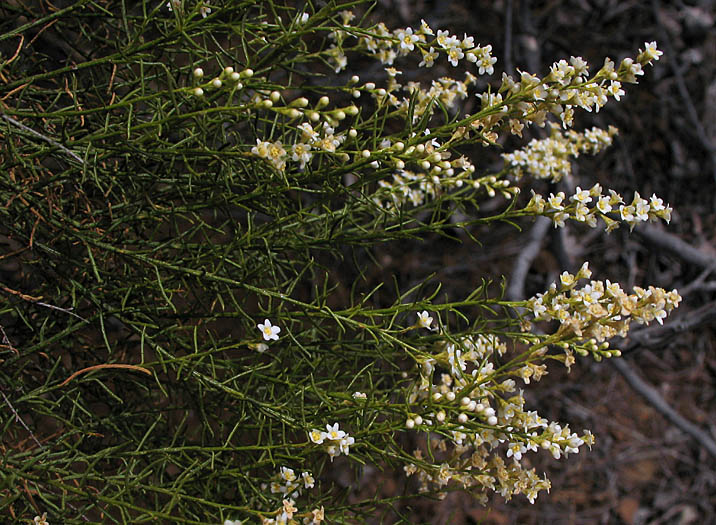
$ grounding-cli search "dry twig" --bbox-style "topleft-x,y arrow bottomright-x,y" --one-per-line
611,358 -> 716,460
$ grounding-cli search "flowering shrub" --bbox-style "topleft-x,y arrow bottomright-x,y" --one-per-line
0,1 -> 680,524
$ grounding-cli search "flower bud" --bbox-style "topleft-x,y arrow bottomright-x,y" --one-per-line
291,97 -> 309,107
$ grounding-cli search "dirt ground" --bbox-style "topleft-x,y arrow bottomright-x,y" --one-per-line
357,1 -> 716,523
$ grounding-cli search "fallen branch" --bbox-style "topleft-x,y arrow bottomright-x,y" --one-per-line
1,113 -> 84,164
506,216 -> 551,301
635,223 -> 716,270
611,357 -> 716,460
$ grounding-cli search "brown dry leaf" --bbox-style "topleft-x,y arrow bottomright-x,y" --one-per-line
617,497 -> 640,525
466,507 -> 510,525
619,458 -> 658,486
551,488 -> 590,505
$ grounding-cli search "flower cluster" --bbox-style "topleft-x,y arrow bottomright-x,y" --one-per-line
526,262 -> 682,343
250,118 -> 357,173
308,423 -> 355,461
502,125 -> 619,182
259,500 -> 324,525
402,333 -> 593,504
398,258 -> 681,504
351,18 -> 497,73
268,466 -> 315,498
190,65 -> 252,98
253,467 -> 324,524
525,184 -> 672,231
489,42 -> 663,131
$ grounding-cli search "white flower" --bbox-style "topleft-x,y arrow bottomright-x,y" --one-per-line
199,4 -> 211,17
547,192 -> 565,210
642,41 -> 663,62
649,193 -> 665,211
291,143 -> 313,169
298,122 -> 318,142
309,429 -> 327,444
596,196 -> 612,214
301,471 -> 315,488
419,47 -> 438,68
506,442 -> 527,461
352,391 -> 367,399
298,12 -> 309,24
436,30 -> 451,48
326,445 -> 339,461
280,466 -> 296,482
607,80 -> 624,101
325,422 -> 345,441
339,435 -> 355,455
447,45 -> 464,67
224,520 -> 242,525
419,19 -> 433,35
258,319 -> 281,341
395,27 -> 419,52
416,311 -> 433,329
34,515 -> 49,525
476,45 -> 497,75
571,186 -> 592,204
166,0 -> 181,12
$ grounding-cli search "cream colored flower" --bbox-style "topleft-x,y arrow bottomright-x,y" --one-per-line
258,319 -> 281,341
417,310 -> 433,329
